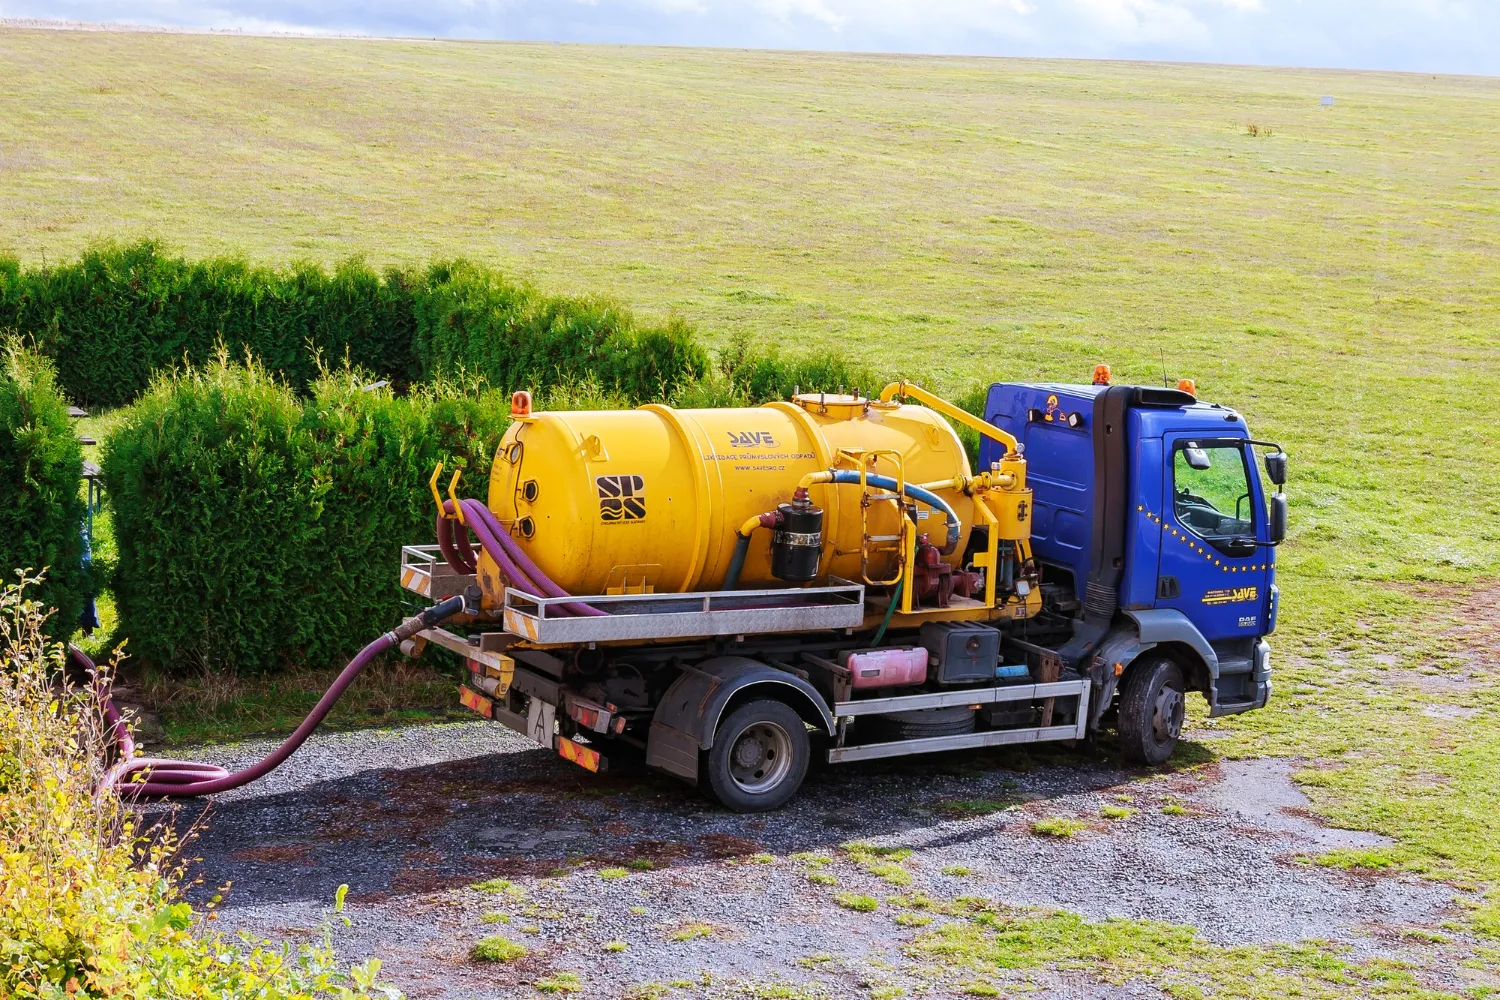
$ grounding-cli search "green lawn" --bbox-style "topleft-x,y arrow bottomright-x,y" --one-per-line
3,24 -> 1498,986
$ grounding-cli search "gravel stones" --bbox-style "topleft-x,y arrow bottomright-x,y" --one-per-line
167,724 -> 1463,998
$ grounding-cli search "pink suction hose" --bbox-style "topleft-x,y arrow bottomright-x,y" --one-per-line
83,594 -> 468,799
441,498 -> 605,618
90,498 -> 605,799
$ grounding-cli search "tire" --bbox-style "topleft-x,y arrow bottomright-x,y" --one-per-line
867,705 -> 978,741
703,699 -> 810,813
1117,656 -> 1186,766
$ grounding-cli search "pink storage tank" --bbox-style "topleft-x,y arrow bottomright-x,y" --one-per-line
846,647 -> 929,689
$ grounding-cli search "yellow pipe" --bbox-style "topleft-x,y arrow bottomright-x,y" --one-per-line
737,470 -> 841,539
740,469 -> 841,537
915,471 -> 1017,495
880,380 -> 1019,456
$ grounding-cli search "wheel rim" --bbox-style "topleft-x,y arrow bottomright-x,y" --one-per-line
1152,685 -> 1185,744
727,720 -> 794,795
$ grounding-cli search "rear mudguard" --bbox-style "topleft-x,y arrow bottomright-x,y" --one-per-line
646,656 -> 836,784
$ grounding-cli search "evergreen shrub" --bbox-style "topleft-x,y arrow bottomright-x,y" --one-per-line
411,260 -> 708,400
0,243 -> 709,409
716,334 -> 880,404
102,355 -> 506,674
0,341 -> 86,636
0,241 -> 418,408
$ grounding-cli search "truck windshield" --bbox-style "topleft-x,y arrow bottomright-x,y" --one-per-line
1173,441 -> 1254,553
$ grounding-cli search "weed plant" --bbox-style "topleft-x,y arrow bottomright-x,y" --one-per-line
0,575 -> 397,998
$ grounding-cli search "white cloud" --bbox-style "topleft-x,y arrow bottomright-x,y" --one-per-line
754,0 -> 846,28
1069,0 -> 1214,48
2,0 -> 1495,74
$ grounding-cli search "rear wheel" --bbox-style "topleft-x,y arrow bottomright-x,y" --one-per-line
703,699 -> 810,813
1118,657 -> 1186,766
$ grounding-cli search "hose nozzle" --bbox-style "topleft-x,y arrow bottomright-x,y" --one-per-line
392,593 -> 469,643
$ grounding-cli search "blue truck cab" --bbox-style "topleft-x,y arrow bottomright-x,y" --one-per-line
980,375 -> 1287,762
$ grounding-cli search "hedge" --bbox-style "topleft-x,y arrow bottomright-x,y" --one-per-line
0,242 -> 419,409
0,341 -> 86,637
412,260 -> 709,402
101,356 -> 508,674
0,243 -> 709,409
714,334 -> 878,404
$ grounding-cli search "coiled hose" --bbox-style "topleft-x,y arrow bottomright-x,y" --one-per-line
439,498 -> 605,617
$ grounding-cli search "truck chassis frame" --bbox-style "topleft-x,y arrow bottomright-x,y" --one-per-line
400,543 -> 1091,783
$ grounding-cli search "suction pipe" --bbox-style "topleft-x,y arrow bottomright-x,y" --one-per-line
84,593 -> 471,799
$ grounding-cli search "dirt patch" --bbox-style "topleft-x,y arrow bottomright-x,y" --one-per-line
1385,578 -> 1500,679
229,842 -> 314,865
698,833 -> 765,859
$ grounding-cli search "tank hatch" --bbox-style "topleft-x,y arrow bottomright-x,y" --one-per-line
791,392 -> 881,418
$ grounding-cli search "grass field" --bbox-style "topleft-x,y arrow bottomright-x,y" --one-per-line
3,24 -> 1499,991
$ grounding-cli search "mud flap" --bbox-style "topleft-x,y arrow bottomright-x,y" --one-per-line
646,724 -> 701,783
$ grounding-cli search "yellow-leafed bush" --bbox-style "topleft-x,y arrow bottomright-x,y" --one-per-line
0,575 -> 401,998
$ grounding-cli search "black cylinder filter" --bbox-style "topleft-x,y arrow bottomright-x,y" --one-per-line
771,500 -> 824,581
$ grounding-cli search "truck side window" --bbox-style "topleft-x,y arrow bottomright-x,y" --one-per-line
1172,442 -> 1255,554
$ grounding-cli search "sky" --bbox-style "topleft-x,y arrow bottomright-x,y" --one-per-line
3,0 -> 1497,76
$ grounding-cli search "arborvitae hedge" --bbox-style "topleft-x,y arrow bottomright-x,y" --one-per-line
101,356 -> 507,674
714,334 -> 880,405
411,260 -> 708,401
0,243 -> 419,408
0,342 -> 86,637
0,243 -> 709,409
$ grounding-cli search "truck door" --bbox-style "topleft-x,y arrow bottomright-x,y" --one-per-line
1156,436 -> 1270,642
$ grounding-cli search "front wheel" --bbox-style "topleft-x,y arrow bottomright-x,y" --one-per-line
1117,657 -> 1186,766
703,699 -> 810,813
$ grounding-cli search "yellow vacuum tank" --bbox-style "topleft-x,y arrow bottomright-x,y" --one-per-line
484,393 -> 974,598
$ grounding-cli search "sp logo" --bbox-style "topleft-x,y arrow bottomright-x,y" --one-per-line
596,475 -> 645,522
726,430 -> 778,448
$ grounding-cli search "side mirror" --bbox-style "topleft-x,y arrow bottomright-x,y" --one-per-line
1183,443 -> 1212,471
1269,493 -> 1287,544
1264,451 -> 1287,486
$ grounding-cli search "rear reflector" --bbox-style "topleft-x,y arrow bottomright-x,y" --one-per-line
557,736 -> 603,773
459,684 -> 493,719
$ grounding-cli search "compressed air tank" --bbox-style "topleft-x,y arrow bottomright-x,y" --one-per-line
481,393 -> 974,600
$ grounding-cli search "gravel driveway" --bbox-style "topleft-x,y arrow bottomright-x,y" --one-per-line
161,722 -> 1468,998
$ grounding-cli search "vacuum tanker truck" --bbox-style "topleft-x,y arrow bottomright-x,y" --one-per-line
399,371 -> 1287,812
